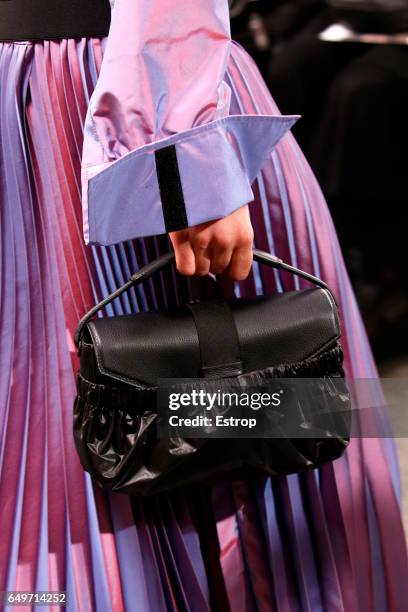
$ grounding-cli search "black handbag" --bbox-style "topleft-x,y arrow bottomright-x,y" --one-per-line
73,249 -> 350,496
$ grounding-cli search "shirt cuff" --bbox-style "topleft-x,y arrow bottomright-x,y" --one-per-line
82,113 -> 298,245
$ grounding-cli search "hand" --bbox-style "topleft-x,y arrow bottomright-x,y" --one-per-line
169,205 -> 254,281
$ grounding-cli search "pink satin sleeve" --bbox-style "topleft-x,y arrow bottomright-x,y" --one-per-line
81,0 -> 298,245
85,0 -> 232,161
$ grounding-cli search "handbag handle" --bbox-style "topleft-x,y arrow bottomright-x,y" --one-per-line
74,249 -> 334,348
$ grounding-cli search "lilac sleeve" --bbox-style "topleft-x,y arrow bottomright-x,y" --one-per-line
81,0 -> 298,245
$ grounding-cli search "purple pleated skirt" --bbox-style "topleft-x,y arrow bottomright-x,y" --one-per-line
0,38 -> 407,611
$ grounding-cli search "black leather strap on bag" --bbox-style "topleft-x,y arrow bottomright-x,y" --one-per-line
187,301 -> 243,378
74,249 -> 335,349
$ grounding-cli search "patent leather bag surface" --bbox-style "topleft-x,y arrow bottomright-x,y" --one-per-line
73,250 -> 350,496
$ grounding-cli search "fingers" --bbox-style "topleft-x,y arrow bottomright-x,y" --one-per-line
169,206 -> 254,280
192,239 -> 212,276
210,245 -> 233,275
170,234 -> 196,276
192,232 -> 233,276
228,244 -> 253,281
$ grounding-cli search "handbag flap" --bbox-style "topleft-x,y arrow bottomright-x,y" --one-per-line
82,288 -> 340,387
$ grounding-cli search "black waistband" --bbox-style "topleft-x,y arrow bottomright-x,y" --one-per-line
0,0 -> 111,42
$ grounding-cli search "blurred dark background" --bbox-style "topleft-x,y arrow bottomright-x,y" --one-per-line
230,0 -> 408,362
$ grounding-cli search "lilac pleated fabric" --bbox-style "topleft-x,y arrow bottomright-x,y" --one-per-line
1,38 -> 407,612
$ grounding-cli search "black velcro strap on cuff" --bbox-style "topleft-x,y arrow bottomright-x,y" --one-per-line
155,144 -> 188,233
187,301 -> 243,379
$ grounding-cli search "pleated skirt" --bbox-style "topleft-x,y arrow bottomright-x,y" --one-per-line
0,38 -> 407,612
